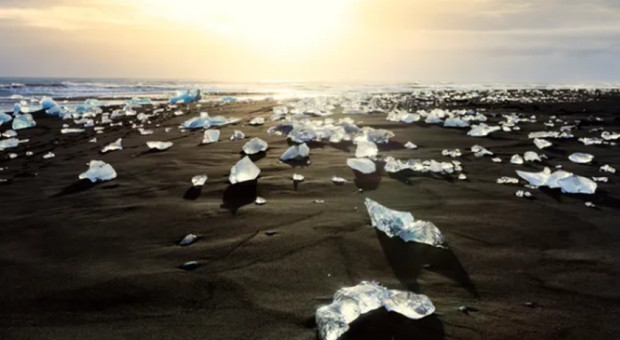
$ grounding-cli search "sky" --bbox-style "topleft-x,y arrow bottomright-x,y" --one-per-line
0,0 -> 619,83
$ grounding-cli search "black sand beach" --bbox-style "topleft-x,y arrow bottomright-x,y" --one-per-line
1,91 -> 619,339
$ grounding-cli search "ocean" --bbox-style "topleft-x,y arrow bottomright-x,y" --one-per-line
2,77 -> 619,113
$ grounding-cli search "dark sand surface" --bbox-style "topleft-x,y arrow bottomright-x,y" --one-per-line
1,93 -> 619,339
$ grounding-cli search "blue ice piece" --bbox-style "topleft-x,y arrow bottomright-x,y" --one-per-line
169,90 -> 201,104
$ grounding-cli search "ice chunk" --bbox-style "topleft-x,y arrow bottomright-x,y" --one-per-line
404,141 -> 417,150
242,138 -> 268,155
533,138 -> 552,149
516,168 -> 551,187
441,149 -> 461,158
79,160 -> 117,182
89,137 -> 97,143
280,143 -> 309,161
293,173 -> 305,182
255,196 -> 266,205
443,117 -> 470,128
346,158 -> 376,174
41,97 -> 57,110
316,281 -> 435,340
230,130 -> 245,140
467,123 -> 501,137
181,112 -> 237,129
471,145 -> 492,157
43,152 -> 55,159
510,154 -> 524,165
2,130 -> 17,138
229,156 -> 260,184
146,141 -> 173,151
516,167 -> 596,194
585,201 -> 596,208
568,153 -> 594,164
599,164 -> 616,173
12,114 -> 36,130
179,234 -> 198,246
364,198 -> 446,247
515,190 -> 533,198
355,141 -> 378,158
491,157 -> 502,163
61,128 -> 85,134
0,138 -> 19,151
0,112 -> 12,124
523,151 -> 542,162
592,176 -> 608,182
202,130 -> 220,144
557,175 -> 597,194
381,290 -> 436,319
248,117 -> 265,126
332,176 -> 347,184
169,89 -> 201,104
601,131 -> 620,140
497,176 -> 519,184
101,138 -> 122,153
191,174 -> 208,187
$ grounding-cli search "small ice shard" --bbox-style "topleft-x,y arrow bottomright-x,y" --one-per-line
471,145 -> 492,157
8,153 -> 17,159
458,173 -> 467,180
179,261 -> 198,271
347,158 -> 376,174
515,190 -> 533,198
404,141 -> 417,150
316,281 -> 435,340
601,131 -> 620,140
557,175 -> 597,194
202,129 -> 220,144
516,168 -> 552,187
101,138 -> 122,153
510,154 -> 524,165
42,152 -> 55,159
179,234 -> 198,246
255,196 -> 266,205
229,156 -> 260,184
230,130 -> 245,140
441,149 -> 461,158
592,176 -> 608,183
0,138 -> 19,151
355,140 -> 378,158
79,160 -> 117,182
280,143 -> 310,161
89,137 -> 97,143
293,173 -> 305,182
12,114 -> 36,130
599,164 -> 616,173
467,123 -> 501,137
169,89 -> 201,104
364,198 -> 446,247
585,201 -> 596,208
534,138 -> 552,149
443,117 -> 470,128
524,151 -> 542,162
568,153 -> 594,164
497,176 -> 519,184
242,137 -> 268,155
138,128 -> 153,135
191,174 -> 208,186
146,141 -> 173,151
314,199 -> 325,204
332,176 -> 347,184
26,151 -> 33,157
492,157 -> 502,163
249,117 -> 265,126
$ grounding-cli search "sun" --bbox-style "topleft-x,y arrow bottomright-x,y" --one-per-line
143,0 -> 354,58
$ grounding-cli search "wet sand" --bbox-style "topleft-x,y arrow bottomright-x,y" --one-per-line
1,92 -> 619,339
